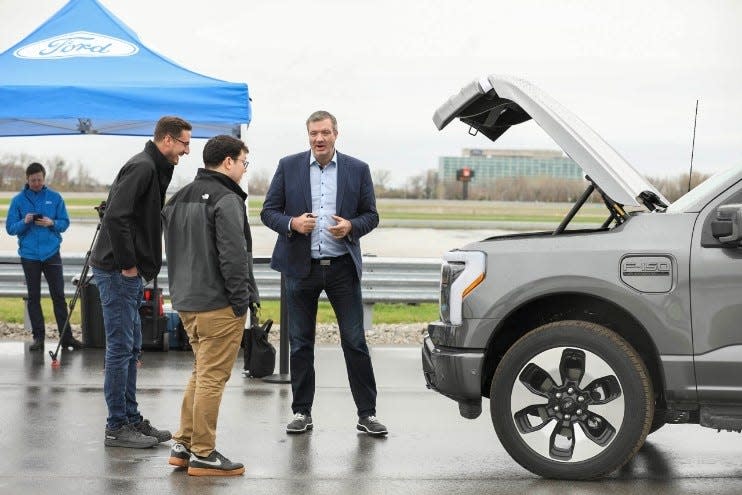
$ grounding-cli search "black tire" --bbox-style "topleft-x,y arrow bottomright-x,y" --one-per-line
490,320 -> 653,479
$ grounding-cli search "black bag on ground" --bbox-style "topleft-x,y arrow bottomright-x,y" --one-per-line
242,319 -> 275,378
175,320 -> 192,351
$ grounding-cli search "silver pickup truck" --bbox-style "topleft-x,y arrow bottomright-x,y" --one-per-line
422,75 -> 742,479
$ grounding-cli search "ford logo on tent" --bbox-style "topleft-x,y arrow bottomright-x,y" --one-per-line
14,31 -> 138,59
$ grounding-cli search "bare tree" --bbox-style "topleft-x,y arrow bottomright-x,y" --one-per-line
73,163 -> 93,191
372,169 -> 393,196
423,170 -> 439,199
439,171 -> 715,203
645,171 -> 710,202
0,153 -> 104,191
47,157 -> 71,189
0,163 -> 26,190
405,174 -> 425,198
441,176 -> 590,201
247,169 -> 271,196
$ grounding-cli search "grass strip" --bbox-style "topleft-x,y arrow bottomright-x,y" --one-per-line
0,298 -> 437,326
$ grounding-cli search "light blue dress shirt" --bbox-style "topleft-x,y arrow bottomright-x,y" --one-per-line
309,151 -> 347,259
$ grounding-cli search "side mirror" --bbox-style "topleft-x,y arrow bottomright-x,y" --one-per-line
711,204 -> 742,246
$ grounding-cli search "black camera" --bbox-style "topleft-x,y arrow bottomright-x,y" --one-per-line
94,201 -> 106,219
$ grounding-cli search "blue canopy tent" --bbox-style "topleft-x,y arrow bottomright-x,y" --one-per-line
0,0 -> 251,138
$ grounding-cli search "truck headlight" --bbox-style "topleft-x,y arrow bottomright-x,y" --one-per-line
439,251 -> 486,325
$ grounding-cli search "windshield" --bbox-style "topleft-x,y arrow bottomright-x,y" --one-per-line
666,164 -> 742,213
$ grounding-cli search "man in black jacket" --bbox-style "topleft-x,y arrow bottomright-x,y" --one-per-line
91,116 -> 191,449
162,135 -> 258,476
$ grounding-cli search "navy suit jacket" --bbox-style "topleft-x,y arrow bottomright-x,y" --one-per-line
261,150 -> 378,280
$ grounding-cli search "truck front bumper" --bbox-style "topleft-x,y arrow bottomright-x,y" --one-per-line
422,322 -> 485,404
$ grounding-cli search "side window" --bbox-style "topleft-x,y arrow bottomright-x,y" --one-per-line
700,182 -> 742,248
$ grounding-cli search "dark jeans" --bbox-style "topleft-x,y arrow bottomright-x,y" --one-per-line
285,255 -> 377,417
21,251 -> 69,341
92,267 -> 144,430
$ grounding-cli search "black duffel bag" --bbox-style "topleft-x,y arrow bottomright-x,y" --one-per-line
242,319 -> 276,378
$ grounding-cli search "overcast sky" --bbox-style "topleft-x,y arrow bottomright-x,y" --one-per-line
0,0 -> 740,189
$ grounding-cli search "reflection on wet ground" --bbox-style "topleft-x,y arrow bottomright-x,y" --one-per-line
1,342 -> 742,494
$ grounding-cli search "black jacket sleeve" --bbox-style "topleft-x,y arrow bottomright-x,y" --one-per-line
103,163 -> 152,270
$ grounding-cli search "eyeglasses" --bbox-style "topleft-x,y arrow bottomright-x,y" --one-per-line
170,134 -> 190,147
232,156 -> 249,169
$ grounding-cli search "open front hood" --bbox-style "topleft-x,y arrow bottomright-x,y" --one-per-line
433,75 -> 668,208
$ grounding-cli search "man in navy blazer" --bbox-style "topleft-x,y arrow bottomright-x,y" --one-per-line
261,110 -> 387,436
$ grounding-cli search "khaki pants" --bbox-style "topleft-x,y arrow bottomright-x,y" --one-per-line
172,306 -> 246,456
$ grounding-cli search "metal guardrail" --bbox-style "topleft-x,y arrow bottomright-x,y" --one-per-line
0,253 -> 441,304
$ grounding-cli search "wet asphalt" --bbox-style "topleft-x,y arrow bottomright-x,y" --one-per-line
1,341 -> 742,494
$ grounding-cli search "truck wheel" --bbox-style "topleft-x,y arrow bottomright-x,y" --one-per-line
490,320 -> 653,479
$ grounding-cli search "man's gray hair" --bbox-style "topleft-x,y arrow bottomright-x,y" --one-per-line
306,110 -> 337,131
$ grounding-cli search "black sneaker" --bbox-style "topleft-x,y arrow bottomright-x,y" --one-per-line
187,450 -> 245,476
60,335 -> 84,349
29,339 -> 44,351
357,416 -> 388,436
286,413 -> 313,434
133,419 -> 172,443
169,442 -> 191,468
104,424 -> 158,448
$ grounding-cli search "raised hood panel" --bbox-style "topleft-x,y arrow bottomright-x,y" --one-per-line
433,75 -> 669,208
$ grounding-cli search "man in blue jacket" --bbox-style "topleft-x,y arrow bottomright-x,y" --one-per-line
5,162 -> 82,351
261,111 -> 387,436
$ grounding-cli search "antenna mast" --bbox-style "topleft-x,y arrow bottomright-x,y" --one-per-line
688,100 -> 699,192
